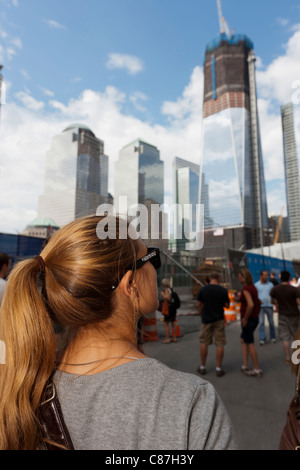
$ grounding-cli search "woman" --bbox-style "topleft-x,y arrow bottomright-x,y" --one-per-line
0,215 -> 236,450
238,269 -> 262,377
160,278 -> 177,344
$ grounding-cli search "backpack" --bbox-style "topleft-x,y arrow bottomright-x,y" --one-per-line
170,289 -> 181,309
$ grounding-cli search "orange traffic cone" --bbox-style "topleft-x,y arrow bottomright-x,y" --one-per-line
172,319 -> 183,338
141,312 -> 158,342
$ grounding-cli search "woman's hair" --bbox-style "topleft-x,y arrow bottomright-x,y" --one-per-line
162,278 -> 170,287
0,215 -> 139,450
239,268 -> 254,286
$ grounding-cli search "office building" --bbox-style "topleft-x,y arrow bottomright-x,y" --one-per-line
21,217 -> 60,239
114,138 -> 164,210
173,157 -> 200,250
114,138 -> 166,248
199,31 -> 268,255
38,124 -> 109,227
281,102 -> 300,241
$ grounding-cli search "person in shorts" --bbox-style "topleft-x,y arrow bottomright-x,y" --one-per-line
196,273 -> 229,377
270,270 -> 300,365
238,269 -> 262,377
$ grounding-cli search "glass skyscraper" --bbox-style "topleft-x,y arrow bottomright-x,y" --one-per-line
281,102 -> 300,241
38,123 -> 109,227
199,33 -> 268,251
173,157 -> 200,250
114,138 -> 165,248
114,138 -> 164,211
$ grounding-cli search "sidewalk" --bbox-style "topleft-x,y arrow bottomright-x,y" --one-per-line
142,304 -> 296,450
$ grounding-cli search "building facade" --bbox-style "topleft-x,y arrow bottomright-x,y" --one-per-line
199,33 -> 268,254
114,138 -> 166,248
281,102 -> 300,241
21,217 -> 60,239
114,138 -> 164,211
173,157 -> 200,250
38,124 -> 109,227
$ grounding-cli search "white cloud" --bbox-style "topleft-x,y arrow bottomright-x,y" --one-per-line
209,178 -> 240,204
6,47 -> 16,60
41,88 -> 54,97
70,77 -> 82,83
0,29 -> 8,39
255,26 -> 300,215
129,91 -> 148,112
255,56 -> 263,69
106,53 -> 144,75
265,182 -> 287,217
20,69 -> 30,80
257,98 -> 284,181
276,17 -> 289,27
256,28 -> 300,105
15,91 -> 44,111
44,19 -> 66,30
9,37 -> 22,49
161,66 -> 203,121
0,26 -> 22,62
290,22 -> 300,33
0,0 -> 19,6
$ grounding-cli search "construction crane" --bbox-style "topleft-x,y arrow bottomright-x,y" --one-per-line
217,0 -> 231,38
273,205 -> 285,245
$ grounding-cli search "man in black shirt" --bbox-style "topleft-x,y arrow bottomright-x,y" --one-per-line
270,270 -> 300,364
196,272 -> 229,377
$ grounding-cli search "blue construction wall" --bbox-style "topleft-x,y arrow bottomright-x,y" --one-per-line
246,252 -> 295,284
0,233 -> 45,267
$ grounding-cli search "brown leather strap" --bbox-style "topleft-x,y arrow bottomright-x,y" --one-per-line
39,380 -> 75,450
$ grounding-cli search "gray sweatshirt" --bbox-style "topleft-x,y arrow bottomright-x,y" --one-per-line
53,357 -> 237,450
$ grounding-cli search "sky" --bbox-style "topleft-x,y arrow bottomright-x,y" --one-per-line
0,0 -> 300,234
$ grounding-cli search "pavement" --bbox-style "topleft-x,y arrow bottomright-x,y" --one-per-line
141,296 -> 297,451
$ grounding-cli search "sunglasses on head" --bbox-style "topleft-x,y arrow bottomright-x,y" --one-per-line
111,247 -> 161,291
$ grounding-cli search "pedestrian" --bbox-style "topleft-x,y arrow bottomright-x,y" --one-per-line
290,277 -> 299,287
269,272 -> 279,286
160,278 -> 177,343
255,270 -> 276,345
0,215 -> 238,450
196,272 -> 229,377
0,253 -> 11,307
270,270 -> 300,365
238,269 -> 263,377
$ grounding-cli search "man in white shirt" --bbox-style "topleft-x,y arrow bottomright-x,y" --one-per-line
255,270 -> 276,345
0,253 -> 11,306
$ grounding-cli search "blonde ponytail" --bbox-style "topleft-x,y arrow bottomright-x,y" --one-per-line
0,215 -> 139,449
0,258 -> 56,450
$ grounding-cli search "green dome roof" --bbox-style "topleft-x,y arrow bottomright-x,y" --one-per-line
26,217 -> 60,228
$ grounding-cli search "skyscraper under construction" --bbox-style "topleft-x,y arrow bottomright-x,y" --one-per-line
199,3 -> 268,256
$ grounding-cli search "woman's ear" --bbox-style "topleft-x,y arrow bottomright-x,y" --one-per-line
118,270 -> 137,298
